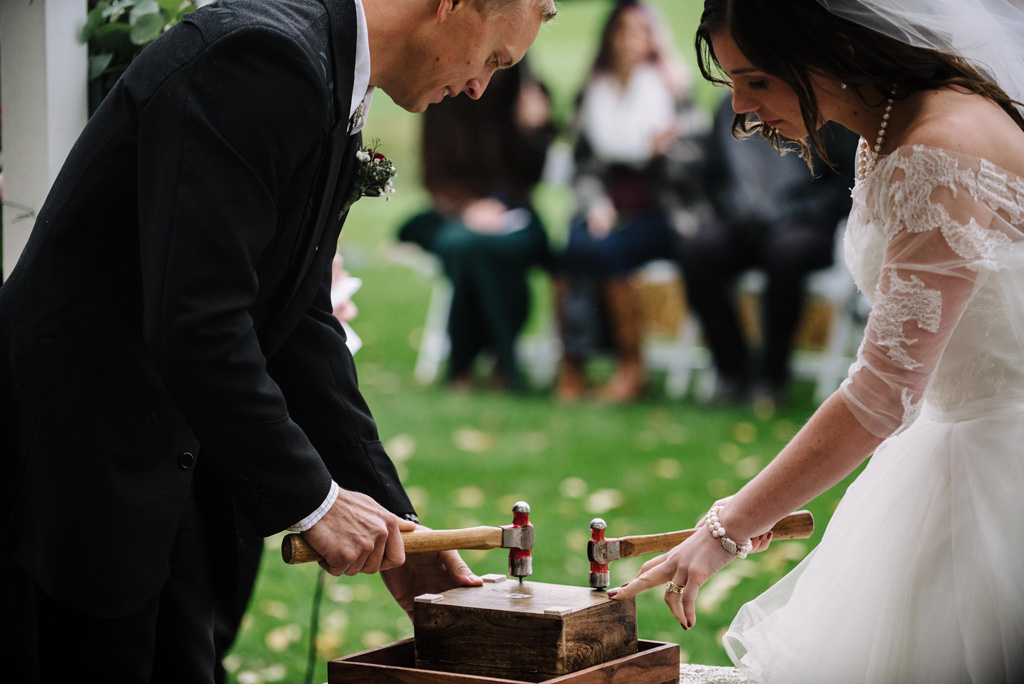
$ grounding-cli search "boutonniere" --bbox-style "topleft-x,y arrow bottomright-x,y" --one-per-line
355,139 -> 397,200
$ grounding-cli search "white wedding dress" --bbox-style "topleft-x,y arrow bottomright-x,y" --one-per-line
723,144 -> 1024,683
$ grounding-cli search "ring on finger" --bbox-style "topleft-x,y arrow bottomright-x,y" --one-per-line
665,581 -> 685,594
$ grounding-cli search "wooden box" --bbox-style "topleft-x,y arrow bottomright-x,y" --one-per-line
328,638 -> 680,684
412,579 -> 639,681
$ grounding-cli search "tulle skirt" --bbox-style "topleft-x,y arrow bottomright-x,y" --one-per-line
724,399 -> 1024,683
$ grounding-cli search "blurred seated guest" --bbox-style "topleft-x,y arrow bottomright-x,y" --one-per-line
554,0 -> 708,402
677,94 -> 859,406
398,59 -> 554,391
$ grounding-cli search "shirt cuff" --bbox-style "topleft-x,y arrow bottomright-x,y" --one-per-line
287,480 -> 340,532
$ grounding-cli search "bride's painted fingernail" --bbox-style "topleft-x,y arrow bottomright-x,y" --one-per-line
606,589 -> 618,597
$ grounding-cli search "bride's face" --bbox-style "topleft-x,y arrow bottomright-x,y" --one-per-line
710,29 -> 810,138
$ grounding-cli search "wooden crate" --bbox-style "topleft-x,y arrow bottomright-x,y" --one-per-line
329,638 -> 680,684
412,580 -> 637,680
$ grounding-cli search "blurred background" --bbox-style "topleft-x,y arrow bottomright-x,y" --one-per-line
0,1 -> 870,682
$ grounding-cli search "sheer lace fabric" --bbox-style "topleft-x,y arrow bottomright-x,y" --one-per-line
841,145 -> 1024,438
724,145 -> 1024,683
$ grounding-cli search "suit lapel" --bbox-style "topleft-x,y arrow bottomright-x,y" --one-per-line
309,0 -> 359,239
262,0 -> 360,355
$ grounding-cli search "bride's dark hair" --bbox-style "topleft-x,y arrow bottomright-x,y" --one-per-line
694,0 -> 1024,166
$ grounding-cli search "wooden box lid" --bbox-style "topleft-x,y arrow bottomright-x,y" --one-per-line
412,580 -> 638,681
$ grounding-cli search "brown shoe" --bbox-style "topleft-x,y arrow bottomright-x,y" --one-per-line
595,278 -> 646,402
596,360 -> 645,402
555,357 -> 586,402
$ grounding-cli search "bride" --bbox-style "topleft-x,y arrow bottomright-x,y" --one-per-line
607,1 -> 1024,682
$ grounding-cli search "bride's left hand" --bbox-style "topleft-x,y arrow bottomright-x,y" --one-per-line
606,528 -> 772,630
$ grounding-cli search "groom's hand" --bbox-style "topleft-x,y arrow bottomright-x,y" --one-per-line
301,489 -> 417,576
380,525 -> 483,617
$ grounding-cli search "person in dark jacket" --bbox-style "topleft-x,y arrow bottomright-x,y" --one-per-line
0,0 -> 553,681
676,93 -> 859,406
398,58 -> 554,391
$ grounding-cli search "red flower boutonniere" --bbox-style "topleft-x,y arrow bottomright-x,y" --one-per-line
355,139 -> 397,200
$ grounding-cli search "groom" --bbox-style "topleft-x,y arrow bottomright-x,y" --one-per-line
0,0 -> 554,681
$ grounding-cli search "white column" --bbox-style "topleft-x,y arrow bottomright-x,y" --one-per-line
1,0 -> 89,279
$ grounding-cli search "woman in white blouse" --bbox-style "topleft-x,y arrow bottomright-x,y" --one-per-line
554,0 -> 705,402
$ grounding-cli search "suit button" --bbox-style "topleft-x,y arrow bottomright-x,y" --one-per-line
178,452 -> 196,470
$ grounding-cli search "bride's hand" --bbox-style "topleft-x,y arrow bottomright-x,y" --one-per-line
606,526 -> 772,630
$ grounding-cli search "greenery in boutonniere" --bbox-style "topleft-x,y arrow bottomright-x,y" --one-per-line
81,0 -> 207,114
355,139 -> 398,200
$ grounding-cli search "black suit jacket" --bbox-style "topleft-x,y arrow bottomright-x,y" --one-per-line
0,0 -> 414,618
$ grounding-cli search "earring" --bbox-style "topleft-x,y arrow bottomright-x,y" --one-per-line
841,82 -> 848,89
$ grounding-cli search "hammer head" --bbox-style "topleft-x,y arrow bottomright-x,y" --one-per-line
504,501 -> 533,580
587,518 -> 610,589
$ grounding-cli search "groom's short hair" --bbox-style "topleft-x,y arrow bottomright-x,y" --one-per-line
476,0 -> 557,22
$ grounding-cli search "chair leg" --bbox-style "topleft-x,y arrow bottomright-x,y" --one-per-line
414,277 -> 453,385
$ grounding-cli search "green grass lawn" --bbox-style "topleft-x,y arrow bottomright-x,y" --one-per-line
219,2 -> 865,682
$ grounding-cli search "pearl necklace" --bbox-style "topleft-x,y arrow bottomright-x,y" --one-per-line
856,84 -> 898,182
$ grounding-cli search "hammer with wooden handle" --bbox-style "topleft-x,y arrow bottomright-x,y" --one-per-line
587,510 -> 814,589
281,501 -> 535,581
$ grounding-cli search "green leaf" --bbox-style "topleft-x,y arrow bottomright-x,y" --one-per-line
93,20 -> 131,37
133,0 -> 161,14
89,52 -> 116,80
129,11 -> 164,45
80,7 -> 106,42
91,20 -> 132,47
157,0 -> 184,11
102,0 -> 138,19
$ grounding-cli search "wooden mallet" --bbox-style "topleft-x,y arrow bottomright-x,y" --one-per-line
586,510 -> 815,589
281,501 -> 536,581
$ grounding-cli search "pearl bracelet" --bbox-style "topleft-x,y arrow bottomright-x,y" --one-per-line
705,505 -> 753,559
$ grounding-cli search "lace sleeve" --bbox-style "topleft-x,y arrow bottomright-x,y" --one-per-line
840,148 -> 1017,438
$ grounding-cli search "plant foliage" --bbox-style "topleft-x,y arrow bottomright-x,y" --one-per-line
81,0 -> 202,113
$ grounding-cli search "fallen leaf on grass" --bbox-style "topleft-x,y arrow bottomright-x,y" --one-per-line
565,528 -> 589,551
734,455 -> 762,479
652,457 -> 681,479
361,630 -> 392,649
259,599 -> 289,620
315,631 -> 343,659
559,476 -> 588,499
404,485 -> 429,511
718,442 -> 742,464
453,485 -> 485,508
321,609 -> 349,632
265,623 -> 302,652
453,427 -> 495,453
732,421 -> 757,444
385,434 -> 416,461
585,488 -> 624,514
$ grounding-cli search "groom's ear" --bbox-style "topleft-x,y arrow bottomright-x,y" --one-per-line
436,0 -> 469,24
436,0 -> 454,23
